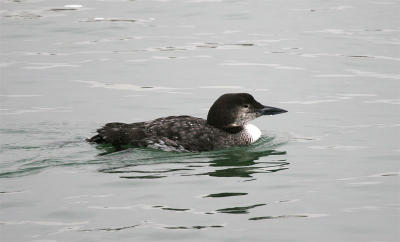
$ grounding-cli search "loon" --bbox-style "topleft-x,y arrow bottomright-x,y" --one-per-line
87,93 -> 287,152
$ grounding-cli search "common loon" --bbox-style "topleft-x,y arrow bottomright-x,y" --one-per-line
87,93 -> 287,152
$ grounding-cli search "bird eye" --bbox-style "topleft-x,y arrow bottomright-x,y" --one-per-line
243,104 -> 249,108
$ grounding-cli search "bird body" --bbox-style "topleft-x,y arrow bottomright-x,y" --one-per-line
87,93 -> 287,152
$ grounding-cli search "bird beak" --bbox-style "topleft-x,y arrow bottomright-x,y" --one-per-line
259,105 -> 288,116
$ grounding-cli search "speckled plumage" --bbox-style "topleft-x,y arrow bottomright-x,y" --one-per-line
87,93 -> 287,152
89,116 -> 252,152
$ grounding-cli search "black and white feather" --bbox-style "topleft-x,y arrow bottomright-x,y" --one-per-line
87,93 -> 287,152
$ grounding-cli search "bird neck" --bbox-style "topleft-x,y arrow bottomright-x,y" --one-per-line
221,126 -> 244,134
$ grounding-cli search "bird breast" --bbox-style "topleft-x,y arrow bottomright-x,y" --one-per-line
243,124 -> 261,143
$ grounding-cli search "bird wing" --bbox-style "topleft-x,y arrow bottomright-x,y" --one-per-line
87,116 -> 228,152
143,116 -> 221,151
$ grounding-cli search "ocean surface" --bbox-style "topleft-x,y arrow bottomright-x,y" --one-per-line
1,0 -> 399,241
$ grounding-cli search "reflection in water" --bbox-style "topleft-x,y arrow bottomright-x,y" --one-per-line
80,224 -> 140,232
204,192 -> 248,198
164,225 -> 223,230
98,136 -> 289,180
204,149 -> 288,178
161,207 -> 190,212
249,213 -> 329,220
216,203 -> 267,214
249,215 -> 307,220
120,175 -> 167,179
80,223 -> 224,231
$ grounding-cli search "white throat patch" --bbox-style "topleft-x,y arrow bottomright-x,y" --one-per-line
244,124 -> 261,143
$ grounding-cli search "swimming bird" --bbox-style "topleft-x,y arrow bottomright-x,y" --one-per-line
87,93 -> 287,152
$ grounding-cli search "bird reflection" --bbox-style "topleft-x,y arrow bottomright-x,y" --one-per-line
201,148 -> 288,178
97,144 -> 289,179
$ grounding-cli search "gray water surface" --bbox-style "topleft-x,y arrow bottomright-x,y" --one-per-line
1,0 -> 399,241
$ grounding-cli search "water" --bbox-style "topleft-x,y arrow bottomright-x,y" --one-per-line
1,0 -> 399,241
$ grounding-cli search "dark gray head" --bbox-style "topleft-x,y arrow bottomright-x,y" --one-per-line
206,93 -> 287,129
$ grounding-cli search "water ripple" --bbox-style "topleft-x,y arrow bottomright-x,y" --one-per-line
0,121 -> 288,179
97,135 -> 288,180
249,213 -> 328,220
220,61 -> 305,70
216,203 -> 266,214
